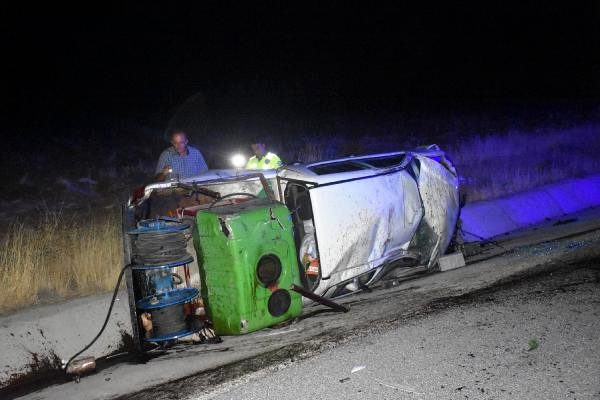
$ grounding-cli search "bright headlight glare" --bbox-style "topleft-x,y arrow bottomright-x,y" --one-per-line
231,154 -> 246,169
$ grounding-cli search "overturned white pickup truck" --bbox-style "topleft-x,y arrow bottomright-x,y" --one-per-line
128,145 -> 461,300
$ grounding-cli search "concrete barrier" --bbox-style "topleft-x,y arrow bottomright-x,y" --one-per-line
542,175 -> 600,214
459,200 -> 519,240
461,173 -> 600,242
0,291 -> 131,387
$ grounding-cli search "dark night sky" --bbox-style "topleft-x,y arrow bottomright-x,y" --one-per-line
2,3 -> 599,135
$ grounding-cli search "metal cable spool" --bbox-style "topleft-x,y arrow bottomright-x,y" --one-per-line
137,288 -> 199,342
151,305 -> 188,337
129,219 -> 191,266
128,218 -> 198,343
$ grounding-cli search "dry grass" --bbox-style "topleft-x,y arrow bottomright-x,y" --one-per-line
289,123 -> 600,202
448,124 -> 600,201
0,210 -> 122,314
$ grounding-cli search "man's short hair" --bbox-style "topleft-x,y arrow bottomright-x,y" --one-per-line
170,130 -> 187,139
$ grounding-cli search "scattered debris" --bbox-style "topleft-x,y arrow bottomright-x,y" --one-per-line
260,328 -> 298,337
371,377 -> 423,395
65,356 -> 96,381
351,365 -> 366,374
438,252 -> 466,271
528,338 -> 539,351
0,351 -> 65,398
553,218 -> 577,226
349,365 -> 423,395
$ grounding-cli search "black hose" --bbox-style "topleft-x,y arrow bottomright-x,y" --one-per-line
64,263 -> 131,376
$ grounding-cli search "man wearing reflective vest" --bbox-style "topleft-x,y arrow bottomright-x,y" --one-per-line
245,141 -> 283,169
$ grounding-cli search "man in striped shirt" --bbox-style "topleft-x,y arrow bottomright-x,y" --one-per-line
155,131 -> 209,181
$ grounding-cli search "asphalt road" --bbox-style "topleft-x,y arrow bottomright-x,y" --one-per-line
185,260 -> 600,400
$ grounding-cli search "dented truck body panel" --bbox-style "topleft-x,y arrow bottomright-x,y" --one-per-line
128,169 -> 280,208
306,169 -> 423,296
410,154 -> 460,268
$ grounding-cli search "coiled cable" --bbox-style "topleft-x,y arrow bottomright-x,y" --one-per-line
151,305 -> 188,336
132,230 -> 190,265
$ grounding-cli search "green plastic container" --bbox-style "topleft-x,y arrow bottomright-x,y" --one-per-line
193,198 -> 302,335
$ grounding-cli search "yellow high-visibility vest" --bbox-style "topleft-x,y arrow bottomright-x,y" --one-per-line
246,152 -> 282,169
